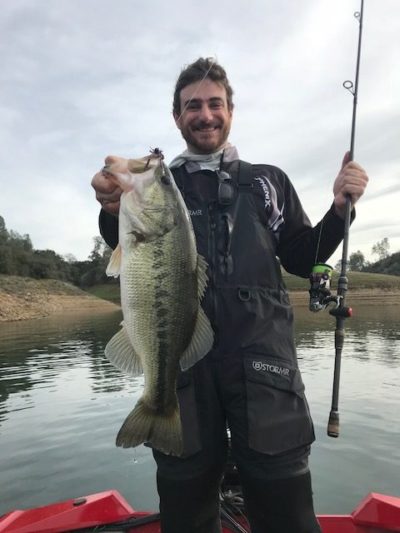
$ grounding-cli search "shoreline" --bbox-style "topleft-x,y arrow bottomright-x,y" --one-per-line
289,289 -> 400,306
0,293 -> 119,322
1,288 -> 398,322
0,276 -> 120,322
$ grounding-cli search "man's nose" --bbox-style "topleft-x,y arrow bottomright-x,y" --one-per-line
198,104 -> 213,122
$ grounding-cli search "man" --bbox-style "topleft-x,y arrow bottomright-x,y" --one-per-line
92,58 -> 368,533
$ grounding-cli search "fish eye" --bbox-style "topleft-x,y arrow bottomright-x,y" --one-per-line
160,173 -> 171,185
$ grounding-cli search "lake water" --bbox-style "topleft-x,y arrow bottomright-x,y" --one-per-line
0,302 -> 399,517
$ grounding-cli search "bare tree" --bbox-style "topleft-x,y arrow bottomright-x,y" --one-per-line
371,238 -> 390,261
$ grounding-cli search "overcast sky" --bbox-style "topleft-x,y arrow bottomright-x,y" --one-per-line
1,0 -> 399,266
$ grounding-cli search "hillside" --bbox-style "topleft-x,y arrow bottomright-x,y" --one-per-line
1,271 -> 399,322
0,275 -> 118,322
282,270 -> 400,291
283,270 -> 400,306
88,271 -> 400,307
363,251 -> 400,276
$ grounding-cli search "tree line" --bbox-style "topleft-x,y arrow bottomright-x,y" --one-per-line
0,215 -> 114,287
339,238 -> 400,276
1,215 -> 399,286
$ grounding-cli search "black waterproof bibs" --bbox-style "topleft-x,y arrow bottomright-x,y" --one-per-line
171,160 -> 315,456
172,160 -> 296,357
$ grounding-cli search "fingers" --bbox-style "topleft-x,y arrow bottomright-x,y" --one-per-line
333,156 -> 369,217
97,198 -> 121,215
91,156 -> 123,215
341,150 -> 351,169
104,155 -> 120,166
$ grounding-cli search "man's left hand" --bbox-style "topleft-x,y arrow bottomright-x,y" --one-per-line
333,151 -> 369,219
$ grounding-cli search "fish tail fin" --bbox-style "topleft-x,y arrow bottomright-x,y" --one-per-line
116,399 -> 183,457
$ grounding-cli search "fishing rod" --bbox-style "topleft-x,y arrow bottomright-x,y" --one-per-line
309,0 -> 364,438
327,0 -> 365,439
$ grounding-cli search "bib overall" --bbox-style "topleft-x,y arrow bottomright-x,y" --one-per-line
99,156 -> 348,533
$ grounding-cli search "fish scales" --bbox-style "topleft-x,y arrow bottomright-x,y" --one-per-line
124,231 -> 196,412
104,151 -> 213,456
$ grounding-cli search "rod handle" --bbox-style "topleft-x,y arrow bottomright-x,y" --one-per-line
327,410 -> 340,438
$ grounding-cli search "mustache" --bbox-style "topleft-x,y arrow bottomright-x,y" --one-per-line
192,120 -> 221,130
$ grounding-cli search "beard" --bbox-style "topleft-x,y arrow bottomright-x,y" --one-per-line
179,119 -> 231,154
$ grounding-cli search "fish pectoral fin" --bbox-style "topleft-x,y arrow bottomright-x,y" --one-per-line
106,244 -> 122,278
105,325 -> 143,376
196,254 -> 209,299
179,307 -> 214,371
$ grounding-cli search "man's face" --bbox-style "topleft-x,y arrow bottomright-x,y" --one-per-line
173,78 -> 233,154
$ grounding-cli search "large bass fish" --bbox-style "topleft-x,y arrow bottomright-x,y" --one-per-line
104,150 -> 213,456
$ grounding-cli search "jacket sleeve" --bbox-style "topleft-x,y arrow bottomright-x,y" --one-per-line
99,209 -> 119,250
276,173 -> 355,278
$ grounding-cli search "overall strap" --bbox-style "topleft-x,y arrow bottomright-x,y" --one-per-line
171,165 -> 186,194
237,160 -> 254,190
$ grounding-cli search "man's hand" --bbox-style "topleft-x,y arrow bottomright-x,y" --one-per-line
333,151 -> 369,219
91,156 -> 123,216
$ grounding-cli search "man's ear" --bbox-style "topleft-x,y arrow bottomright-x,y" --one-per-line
173,111 -> 181,129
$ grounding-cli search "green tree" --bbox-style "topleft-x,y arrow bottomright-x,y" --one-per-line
63,253 -> 77,263
349,250 -> 366,271
0,245 -> 13,273
80,237 -> 113,287
0,216 -> 9,244
0,214 -> 117,285
363,251 -> 400,276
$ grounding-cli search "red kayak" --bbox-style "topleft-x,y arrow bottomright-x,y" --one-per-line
1,490 -> 400,533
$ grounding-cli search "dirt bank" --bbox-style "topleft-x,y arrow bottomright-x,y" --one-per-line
1,275 -> 398,322
0,275 -> 119,322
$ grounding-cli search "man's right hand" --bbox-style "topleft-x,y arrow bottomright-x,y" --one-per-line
91,156 -> 123,216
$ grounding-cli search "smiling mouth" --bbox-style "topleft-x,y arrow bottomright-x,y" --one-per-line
194,125 -> 220,132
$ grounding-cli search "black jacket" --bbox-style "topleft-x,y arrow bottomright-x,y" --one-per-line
99,158 -> 349,362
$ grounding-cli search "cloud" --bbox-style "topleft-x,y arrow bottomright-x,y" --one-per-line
0,0 -> 399,261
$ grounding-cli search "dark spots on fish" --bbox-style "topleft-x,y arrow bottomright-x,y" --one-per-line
153,275 -> 165,286
152,241 -> 170,414
157,323 -> 168,334
153,246 -> 164,261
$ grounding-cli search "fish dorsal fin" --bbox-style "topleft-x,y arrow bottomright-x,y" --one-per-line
179,307 -> 214,371
106,244 -> 122,278
105,324 -> 143,376
197,254 -> 209,300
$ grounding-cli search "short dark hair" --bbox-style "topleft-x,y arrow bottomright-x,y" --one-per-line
173,57 -> 234,116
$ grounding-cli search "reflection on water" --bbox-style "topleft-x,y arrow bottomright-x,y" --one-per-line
0,305 -> 399,516
293,304 -> 400,512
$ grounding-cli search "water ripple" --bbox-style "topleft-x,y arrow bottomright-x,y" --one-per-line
1,307 -> 400,515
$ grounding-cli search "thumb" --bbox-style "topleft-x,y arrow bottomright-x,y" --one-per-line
341,150 -> 351,169
104,155 -> 121,166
